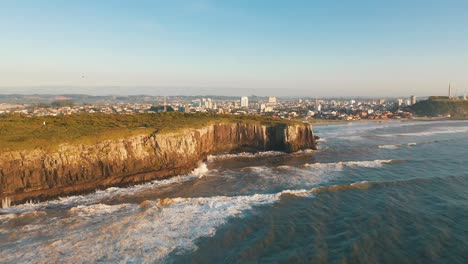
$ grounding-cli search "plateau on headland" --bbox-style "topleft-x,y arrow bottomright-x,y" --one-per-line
411,97 -> 468,118
0,113 -> 316,206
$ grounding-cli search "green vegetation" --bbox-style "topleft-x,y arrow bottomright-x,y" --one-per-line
411,98 -> 468,118
51,100 -> 74,107
0,113 -> 296,151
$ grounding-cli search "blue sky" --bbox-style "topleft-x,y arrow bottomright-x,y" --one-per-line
0,0 -> 467,97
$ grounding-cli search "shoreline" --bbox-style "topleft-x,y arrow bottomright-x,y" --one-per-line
0,148 -> 318,208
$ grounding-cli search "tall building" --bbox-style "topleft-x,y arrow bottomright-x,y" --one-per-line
410,95 -> 417,105
397,99 -> 403,107
449,83 -> 452,98
316,104 -> 322,112
268,96 -> 277,104
240,96 -> 249,108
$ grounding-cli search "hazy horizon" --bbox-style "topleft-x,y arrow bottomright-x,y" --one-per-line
0,85 -> 446,99
1,1 -> 467,97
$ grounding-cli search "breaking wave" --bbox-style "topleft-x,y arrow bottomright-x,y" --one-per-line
379,128 -> 468,137
304,159 -> 396,169
0,174 -> 437,263
378,144 -> 401,149
0,189 -> 312,263
207,151 -> 284,162
192,162 -> 209,177
0,173 -> 200,215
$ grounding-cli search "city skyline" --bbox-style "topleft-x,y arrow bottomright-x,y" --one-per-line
1,1 -> 468,96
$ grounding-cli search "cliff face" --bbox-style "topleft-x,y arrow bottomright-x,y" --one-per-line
0,122 -> 316,206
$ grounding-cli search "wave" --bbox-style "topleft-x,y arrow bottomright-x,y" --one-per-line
304,159 -> 396,169
0,173 -> 200,214
1,173 -> 440,263
0,190 -> 313,263
378,143 -> 418,149
241,166 -> 270,172
1,157 -> 398,215
207,151 -> 284,162
378,144 -> 401,149
192,162 -> 209,177
379,128 -> 468,138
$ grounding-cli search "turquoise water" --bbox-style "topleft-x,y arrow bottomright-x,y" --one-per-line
1,121 -> 467,263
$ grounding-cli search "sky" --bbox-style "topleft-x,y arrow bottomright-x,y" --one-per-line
1,0 -> 467,97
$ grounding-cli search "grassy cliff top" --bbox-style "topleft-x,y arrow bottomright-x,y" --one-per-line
411,99 -> 468,118
0,113 -> 299,151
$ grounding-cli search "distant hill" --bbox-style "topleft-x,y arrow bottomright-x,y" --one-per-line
411,97 -> 468,118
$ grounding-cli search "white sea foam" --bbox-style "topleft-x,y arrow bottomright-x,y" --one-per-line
305,159 -> 395,169
192,162 -> 209,177
0,213 -> 16,223
241,166 -> 270,172
380,128 -> 468,137
293,149 -> 316,154
207,151 -> 284,162
378,144 -> 401,149
276,165 -> 294,169
0,173 -> 198,215
67,203 -> 133,218
0,190 -> 315,263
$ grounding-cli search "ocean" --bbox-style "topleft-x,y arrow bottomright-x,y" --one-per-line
1,120 -> 467,263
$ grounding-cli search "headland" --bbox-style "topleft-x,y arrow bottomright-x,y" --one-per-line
0,113 -> 316,206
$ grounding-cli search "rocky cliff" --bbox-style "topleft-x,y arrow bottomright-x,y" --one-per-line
0,122 -> 316,206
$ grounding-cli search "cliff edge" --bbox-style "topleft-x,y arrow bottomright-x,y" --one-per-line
0,122 -> 316,206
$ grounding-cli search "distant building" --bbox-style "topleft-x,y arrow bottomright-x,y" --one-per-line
410,95 -> 417,105
264,106 -> 274,112
397,99 -> 403,107
204,98 -> 213,109
378,99 -> 386,105
448,83 -> 452,98
241,96 -> 249,108
316,104 -> 322,112
259,103 -> 266,111
268,96 -> 277,104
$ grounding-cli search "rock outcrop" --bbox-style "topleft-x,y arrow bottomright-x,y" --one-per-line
0,122 -> 316,206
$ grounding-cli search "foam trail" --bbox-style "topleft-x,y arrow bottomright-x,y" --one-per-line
379,144 -> 401,149
207,151 -> 284,162
380,128 -> 468,137
305,159 -> 395,169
